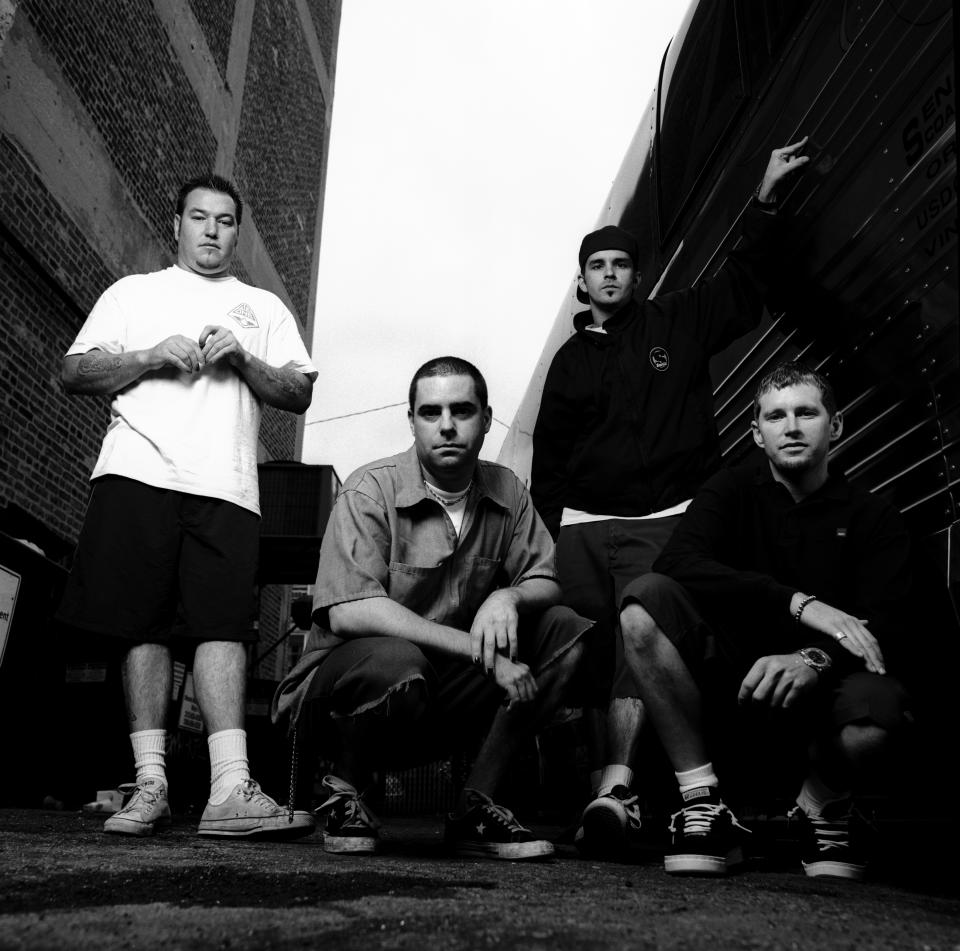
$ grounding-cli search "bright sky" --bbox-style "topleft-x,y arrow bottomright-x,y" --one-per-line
302,0 -> 689,481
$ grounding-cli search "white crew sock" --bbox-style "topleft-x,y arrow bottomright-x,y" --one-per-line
676,763 -> 718,794
207,729 -> 251,804
598,764 -> 634,797
130,729 -> 167,786
796,773 -> 849,818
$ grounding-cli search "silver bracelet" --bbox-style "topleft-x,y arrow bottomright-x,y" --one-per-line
794,594 -> 817,625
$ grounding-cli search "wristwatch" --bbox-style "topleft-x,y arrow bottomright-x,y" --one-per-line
798,647 -> 832,674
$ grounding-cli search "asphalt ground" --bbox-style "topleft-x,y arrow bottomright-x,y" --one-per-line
1,808 -> 958,951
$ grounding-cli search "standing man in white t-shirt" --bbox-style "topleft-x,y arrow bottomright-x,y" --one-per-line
57,174 -> 319,838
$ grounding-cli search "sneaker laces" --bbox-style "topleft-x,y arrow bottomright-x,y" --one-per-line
467,793 -> 528,835
237,779 -> 280,810
314,781 -> 381,830
669,801 -> 750,837
788,805 -> 850,853
117,780 -> 163,808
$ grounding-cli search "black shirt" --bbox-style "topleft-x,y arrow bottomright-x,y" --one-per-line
531,203 -> 785,539
653,460 -> 912,671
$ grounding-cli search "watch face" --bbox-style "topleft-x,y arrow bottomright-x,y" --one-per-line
800,647 -> 831,670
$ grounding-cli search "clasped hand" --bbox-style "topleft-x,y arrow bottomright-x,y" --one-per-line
470,590 -> 537,709
148,326 -> 246,374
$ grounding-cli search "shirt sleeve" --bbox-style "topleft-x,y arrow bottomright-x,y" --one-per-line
311,481 -> 393,627
531,350 -> 577,539
265,302 -> 318,379
661,203 -> 786,356
501,479 -> 560,587
64,286 -> 127,356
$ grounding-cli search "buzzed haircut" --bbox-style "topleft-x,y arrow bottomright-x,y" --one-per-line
752,361 -> 837,420
176,174 -> 243,226
408,356 -> 488,411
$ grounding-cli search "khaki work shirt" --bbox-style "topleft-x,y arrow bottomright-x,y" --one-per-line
273,445 -> 558,727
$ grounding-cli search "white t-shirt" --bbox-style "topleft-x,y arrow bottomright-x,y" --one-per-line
66,266 -> 318,515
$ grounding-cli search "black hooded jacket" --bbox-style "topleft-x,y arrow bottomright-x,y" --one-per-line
531,203 -> 785,538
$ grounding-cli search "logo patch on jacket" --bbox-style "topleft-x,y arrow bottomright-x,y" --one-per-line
649,347 -> 670,371
228,303 -> 259,329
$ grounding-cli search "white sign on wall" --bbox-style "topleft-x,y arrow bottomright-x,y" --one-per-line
0,564 -> 22,671
178,672 -> 204,734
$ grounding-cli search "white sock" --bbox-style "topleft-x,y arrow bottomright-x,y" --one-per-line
130,730 -> 167,786
589,769 -> 603,797
676,763 -> 718,794
598,764 -> 633,796
207,729 -> 251,804
796,773 -> 849,818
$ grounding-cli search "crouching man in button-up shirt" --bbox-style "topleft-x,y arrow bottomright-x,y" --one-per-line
274,356 -> 591,860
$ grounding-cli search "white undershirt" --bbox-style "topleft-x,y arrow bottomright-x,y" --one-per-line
424,480 -> 470,536
560,499 -> 691,527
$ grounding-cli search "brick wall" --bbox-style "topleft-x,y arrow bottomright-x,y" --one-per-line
21,0 -> 218,259
0,229 -> 107,546
0,135 -> 118,317
306,0 -> 338,67
187,0 -> 237,82
235,0 -> 326,320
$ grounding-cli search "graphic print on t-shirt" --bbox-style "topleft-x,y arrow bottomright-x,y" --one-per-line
228,303 -> 259,329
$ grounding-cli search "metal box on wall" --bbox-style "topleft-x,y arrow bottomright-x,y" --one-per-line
257,462 -> 341,584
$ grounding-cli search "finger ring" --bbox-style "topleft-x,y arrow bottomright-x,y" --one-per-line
833,632 -> 847,641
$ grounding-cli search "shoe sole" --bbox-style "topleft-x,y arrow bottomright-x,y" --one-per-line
454,840 -> 555,861
324,834 -> 379,854
197,813 -> 316,839
665,846 -> 743,876
104,813 -> 172,836
579,804 -> 638,855
802,859 -> 865,880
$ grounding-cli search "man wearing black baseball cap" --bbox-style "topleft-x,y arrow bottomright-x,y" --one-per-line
531,139 -> 809,856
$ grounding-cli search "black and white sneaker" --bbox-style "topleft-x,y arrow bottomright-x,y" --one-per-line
665,786 -> 749,875
446,789 -> 554,860
790,800 -> 867,880
576,785 -> 642,856
314,774 -> 380,854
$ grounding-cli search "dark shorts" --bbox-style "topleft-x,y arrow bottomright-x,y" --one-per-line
56,475 -> 259,643
301,604 -> 592,768
556,515 -> 682,705
620,572 -> 911,733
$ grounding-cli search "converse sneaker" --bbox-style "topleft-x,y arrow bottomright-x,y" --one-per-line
314,774 -> 381,854
665,786 -> 749,875
576,785 -> 643,856
789,800 -> 867,880
446,789 -> 554,860
103,779 -> 171,836
197,779 -> 315,838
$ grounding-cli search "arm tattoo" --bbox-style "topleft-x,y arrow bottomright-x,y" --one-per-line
244,357 -> 311,409
78,352 -> 123,376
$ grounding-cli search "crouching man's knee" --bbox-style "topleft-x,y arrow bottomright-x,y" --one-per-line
619,572 -> 681,655
620,601 -> 660,647
533,605 -> 591,691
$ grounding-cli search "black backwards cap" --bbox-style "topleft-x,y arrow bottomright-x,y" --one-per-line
578,224 -> 639,272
